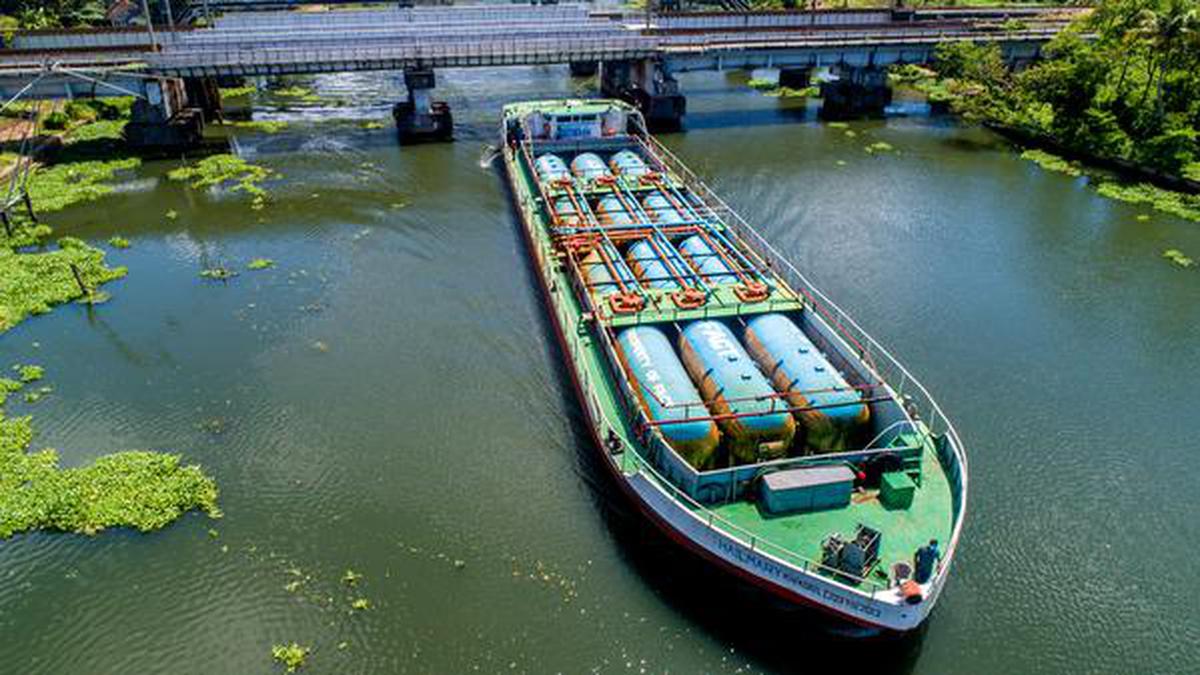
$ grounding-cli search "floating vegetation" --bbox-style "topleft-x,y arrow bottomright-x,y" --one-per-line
26,158 -> 141,213
0,378 -> 21,406
108,236 -> 131,249
247,258 -> 275,271
165,209 -> 178,220
200,266 -> 238,280
1163,249 -> 1195,268
229,120 -> 289,134
168,154 -> 273,205
746,78 -> 776,91
764,86 -> 817,99
826,122 -> 849,129
360,120 -> 386,130
1096,182 -> 1200,223
350,598 -> 371,611
273,86 -> 321,103
219,85 -> 257,99
342,569 -> 363,586
844,130 -> 858,138
1020,149 -> 1082,177
16,364 -> 43,383
271,643 -> 310,673
865,141 -> 895,154
0,238 -> 127,334
1136,214 -> 1151,222
0,379 -> 220,538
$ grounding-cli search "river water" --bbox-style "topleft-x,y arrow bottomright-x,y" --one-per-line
1,66 -> 1198,674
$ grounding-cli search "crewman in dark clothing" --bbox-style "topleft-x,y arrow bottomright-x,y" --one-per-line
914,539 -> 941,584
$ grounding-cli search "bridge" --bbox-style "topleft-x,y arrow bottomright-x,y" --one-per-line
0,4 -> 1082,145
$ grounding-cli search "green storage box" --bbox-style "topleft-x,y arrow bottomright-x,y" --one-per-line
880,471 -> 916,509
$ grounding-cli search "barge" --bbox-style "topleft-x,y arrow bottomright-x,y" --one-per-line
500,99 -> 967,633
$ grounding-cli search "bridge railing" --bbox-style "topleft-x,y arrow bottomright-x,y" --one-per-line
149,36 -> 658,74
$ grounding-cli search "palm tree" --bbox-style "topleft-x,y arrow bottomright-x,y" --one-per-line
1133,0 -> 1198,118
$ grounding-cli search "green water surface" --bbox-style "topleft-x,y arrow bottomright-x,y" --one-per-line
1,68 -> 1197,674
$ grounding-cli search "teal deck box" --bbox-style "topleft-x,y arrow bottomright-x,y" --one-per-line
880,471 -> 916,509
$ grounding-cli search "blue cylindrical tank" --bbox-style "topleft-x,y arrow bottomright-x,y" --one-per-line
553,196 -> 583,227
679,320 -> 795,463
570,152 -> 610,180
742,313 -> 869,453
609,149 -> 650,177
535,154 -> 570,183
617,326 -> 721,468
643,192 -> 688,226
582,244 -> 637,298
678,235 -> 738,285
626,240 -> 679,290
595,195 -> 636,227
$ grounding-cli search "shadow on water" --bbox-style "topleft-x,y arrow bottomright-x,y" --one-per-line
682,105 -> 814,132
493,167 -> 930,674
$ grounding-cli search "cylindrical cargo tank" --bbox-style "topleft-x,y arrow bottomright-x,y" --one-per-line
595,195 -> 636,227
678,234 -> 738,285
553,196 -> 584,228
609,150 -> 650,177
643,192 -> 688,226
626,240 -> 680,290
582,244 -> 637,297
535,154 -> 570,183
617,326 -> 721,469
679,320 -> 795,463
570,152 -> 610,181
742,313 -> 869,453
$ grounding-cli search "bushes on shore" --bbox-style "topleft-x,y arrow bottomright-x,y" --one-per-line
924,0 -> 1200,181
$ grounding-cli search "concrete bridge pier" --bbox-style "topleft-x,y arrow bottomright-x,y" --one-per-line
778,67 -> 812,90
600,58 -> 685,131
183,77 -> 223,123
819,65 -> 892,120
569,61 -> 598,78
393,68 -> 453,143
124,78 -> 205,149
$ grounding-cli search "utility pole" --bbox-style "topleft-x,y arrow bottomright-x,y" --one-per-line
140,0 -> 158,51
163,0 -> 176,36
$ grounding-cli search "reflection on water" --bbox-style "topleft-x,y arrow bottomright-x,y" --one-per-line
0,67 -> 1198,674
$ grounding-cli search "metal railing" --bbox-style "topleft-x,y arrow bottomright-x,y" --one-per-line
639,128 -> 969,573
148,37 -> 657,75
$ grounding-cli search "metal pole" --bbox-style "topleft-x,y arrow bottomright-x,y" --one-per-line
140,0 -> 158,51
203,0 -> 212,24
163,0 -> 177,37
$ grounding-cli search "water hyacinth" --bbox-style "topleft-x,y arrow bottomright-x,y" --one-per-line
1096,182 -> 1200,223
168,154 -> 273,205
1020,149 -> 1082,177
0,238 -> 127,333
271,643 -> 310,672
25,158 -> 141,213
0,407 -> 220,539
229,120 -> 289,134
1162,249 -> 1195,268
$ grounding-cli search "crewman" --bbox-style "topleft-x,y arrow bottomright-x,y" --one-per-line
913,539 -> 941,584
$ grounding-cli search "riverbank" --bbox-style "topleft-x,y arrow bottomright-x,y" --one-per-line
909,2 -> 1200,205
